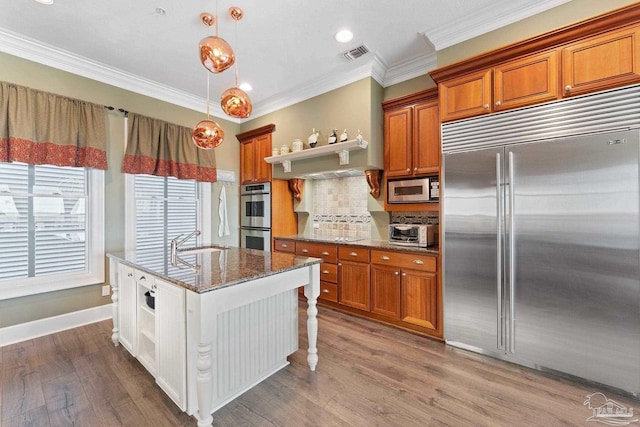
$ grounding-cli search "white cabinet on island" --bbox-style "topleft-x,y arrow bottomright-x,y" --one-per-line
107,246 -> 321,427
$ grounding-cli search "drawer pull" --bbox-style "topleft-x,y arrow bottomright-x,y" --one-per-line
413,259 -> 424,265
380,255 -> 390,261
139,276 -> 146,281
322,270 -> 330,274
302,249 -> 309,253
349,252 -> 358,257
394,271 -> 399,276
322,289 -> 330,294
321,251 -> 330,256
127,273 -> 133,277
152,284 -> 157,290
282,243 -> 288,248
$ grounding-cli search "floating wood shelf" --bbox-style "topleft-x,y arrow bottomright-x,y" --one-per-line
264,139 -> 368,173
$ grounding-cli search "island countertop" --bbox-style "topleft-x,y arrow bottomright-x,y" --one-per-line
107,246 -> 323,294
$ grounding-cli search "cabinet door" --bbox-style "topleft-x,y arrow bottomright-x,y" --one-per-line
439,69 -> 492,122
413,100 -> 440,175
117,263 -> 137,355
401,269 -> 437,330
562,25 -> 640,97
338,260 -> 370,311
494,50 -> 559,112
240,140 -> 256,184
384,106 -> 413,178
155,279 -> 186,411
371,264 -> 401,318
254,134 -> 272,183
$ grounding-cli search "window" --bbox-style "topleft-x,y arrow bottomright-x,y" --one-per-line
125,174 -> 211,277
0,162 -> 104,299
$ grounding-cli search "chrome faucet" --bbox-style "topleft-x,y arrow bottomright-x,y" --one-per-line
170,230 -> 201,265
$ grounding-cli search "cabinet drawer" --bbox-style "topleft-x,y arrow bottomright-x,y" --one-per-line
338,246 -> 370,263
295,242 -> 337,263
319,263 -> 338,283
274,239 -> 295,253
135,269 -> 155,290
371,250 -> 436,272
319,282 -> 338,302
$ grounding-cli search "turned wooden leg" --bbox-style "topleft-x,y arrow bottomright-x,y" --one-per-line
304,264 -> 320,371
196,342 -> 214,427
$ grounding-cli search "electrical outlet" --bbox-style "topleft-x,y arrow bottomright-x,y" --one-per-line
102,285 -> 111,297
313,222 -> 320,229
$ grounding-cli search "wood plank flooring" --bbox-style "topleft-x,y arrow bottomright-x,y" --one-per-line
1,304 -> 637,426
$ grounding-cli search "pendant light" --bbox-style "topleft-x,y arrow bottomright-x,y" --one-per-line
192,71 -> 224,149
199,9 -> 235,74
220,6 -> 252,119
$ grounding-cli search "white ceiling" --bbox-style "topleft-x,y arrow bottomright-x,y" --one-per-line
0,0 -> 569,122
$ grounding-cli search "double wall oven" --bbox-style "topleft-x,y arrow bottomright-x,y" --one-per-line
240,183 -> 271,251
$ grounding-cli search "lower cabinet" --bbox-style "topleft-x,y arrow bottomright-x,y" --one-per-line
115,261 -> 186,410
370,265 -> 401,318
338,247 -> 371,311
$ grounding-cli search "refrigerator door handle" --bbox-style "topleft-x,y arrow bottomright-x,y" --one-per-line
496,153 -> 504,351
508,151 -> 516,354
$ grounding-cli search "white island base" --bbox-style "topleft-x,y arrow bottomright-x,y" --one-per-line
186,266 -> 320,426
108,253 -> 320,427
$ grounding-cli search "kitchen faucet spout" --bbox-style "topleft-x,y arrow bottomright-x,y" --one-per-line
170,230 -> 201,265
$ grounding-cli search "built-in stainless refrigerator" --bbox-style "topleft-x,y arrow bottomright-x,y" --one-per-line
442,85 -> 640,396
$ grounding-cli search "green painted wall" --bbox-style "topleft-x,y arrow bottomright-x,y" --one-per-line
241,78 -> 384,178
0,52 -> 240,328
383,75 -> 436,101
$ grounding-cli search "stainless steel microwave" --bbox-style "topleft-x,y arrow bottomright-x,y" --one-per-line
387,177 -> 439,204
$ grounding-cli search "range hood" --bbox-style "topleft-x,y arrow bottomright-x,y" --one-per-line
296,169 -> 365,180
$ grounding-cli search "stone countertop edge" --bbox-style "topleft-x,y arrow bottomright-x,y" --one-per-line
107,246 -> 323,294
275,236 -> 439,255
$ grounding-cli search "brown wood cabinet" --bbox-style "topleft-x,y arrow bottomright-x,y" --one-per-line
562,25 -> 640,97
439,50 -> 558,122
370,250 -> 439,333
337,247 -> 370,311
295,241 -> 338,303
237,124 -> 275,185
383,89 -> 440,178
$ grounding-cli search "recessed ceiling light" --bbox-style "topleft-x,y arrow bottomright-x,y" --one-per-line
335,29 -> 353,43
239,82 -> 252,92
34,0 -> 54,4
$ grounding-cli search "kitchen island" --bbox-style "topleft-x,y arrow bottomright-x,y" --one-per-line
107,246 -> 321,427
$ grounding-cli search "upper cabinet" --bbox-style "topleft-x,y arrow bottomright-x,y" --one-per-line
439,50 -> 558,122
383,88 -> 440,178
237,124 -> 275,184
431,4 -> 640,122
562,25 -> 640,97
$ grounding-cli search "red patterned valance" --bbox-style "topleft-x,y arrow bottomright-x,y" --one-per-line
123,113 -> 217,182
0,81 -> 107,169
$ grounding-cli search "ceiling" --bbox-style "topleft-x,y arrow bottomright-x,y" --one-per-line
0,0 -> 569,121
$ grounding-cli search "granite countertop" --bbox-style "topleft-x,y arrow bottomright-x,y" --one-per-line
107,245 -> 322,294
275,235 -> 439,255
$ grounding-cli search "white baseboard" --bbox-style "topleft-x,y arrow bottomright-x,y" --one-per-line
0,304 -> 113,347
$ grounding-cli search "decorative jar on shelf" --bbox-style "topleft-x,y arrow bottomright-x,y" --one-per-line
272,147 -> 279,156
280,145 -> 290,155
292,139 -> 303,152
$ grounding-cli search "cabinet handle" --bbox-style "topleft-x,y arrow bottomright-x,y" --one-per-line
483,104 -> 490,109
402,272 -> 407,277
565,85 -> 572,92
338,263 -> 342,266
349,252 -> 358,257
321,251 -> 329,256
495,101 -> 501,107
139,276 -> 146,281
414,167 -> 418,172
127,273 -> 133,277
322,270 -> 330,274
152,284 -> 157,290
282,243 -> 288,248
322,289 -> 330,294
380,255 -> 390,261
302,249 -> 309,253
406,168 -> 410,172
394,271 -> 399,276
413,259 -> 424,265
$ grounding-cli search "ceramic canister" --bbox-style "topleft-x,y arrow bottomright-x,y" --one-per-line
292,139 -> 303,152
280,145 -> 290,155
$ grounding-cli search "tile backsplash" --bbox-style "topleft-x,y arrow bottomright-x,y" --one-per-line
311,176 -> 371,240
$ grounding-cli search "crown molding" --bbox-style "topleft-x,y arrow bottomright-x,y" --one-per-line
423,0 -> 571,51
383,52 -> 437,87
0,28 -> 237,122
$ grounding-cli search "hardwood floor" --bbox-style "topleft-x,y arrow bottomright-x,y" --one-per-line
1,304 -> 637,426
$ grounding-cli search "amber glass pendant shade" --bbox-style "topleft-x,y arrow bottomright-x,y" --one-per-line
221,87 -> 252,119
199,36 -> 235,74
192,119 -> 224,149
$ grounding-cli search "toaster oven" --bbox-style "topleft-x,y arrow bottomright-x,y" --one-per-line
388,224 -> 436,247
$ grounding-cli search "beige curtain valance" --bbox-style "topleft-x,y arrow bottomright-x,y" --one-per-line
123,112 -> 217,182
0,81 -> 108,169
